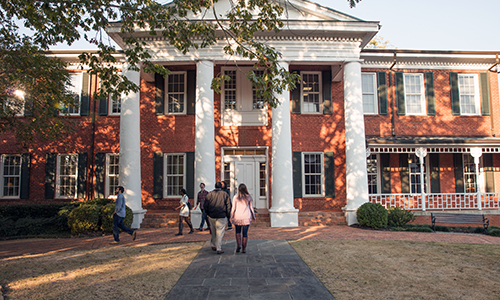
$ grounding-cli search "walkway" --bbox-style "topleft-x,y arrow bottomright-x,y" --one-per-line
165,239 -> 334,300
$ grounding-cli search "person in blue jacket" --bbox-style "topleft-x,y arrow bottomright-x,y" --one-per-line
110,186 -> 137,244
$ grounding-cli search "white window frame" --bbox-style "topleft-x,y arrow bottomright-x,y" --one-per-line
301,71 -> 323,114
1,154 -> 22,198
108,96 -> 121,116
408,153 -> 429,194
302,152 -> 324,197
4,96 -> 25,117
403,73 -> 426,115
458,74 -> 480,116
55,154 -> 78,199
62,73 -> 83,116
165,72 -> 187,115
362,73 -> 378,115
105,153 -> 120,198
164,153 -> 186,197
366,153 -> 380,194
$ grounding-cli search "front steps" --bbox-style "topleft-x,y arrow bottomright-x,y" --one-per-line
141,209 -> 346,228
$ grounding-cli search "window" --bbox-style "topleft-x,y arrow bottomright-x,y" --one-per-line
1,155 -> 21,198
106,154 -> 119,197
221,67 -> 268,126
362,73 -> 378,114
408,154 -> 427,194
259,162 -> 266,197
463,153 -> 478,193
166,72 -> 186,114
458,74 -> 480,115
367,154 -> 379,194
62,73 -> 82,115
109,96 -> 121,115
164,153 -> 185,197
301,72 -> 322,114
223,162 -> 231,189
3,88 -> 25,116
404,74 -> 425,115
302,152 -> 324,196
56,154 -> 78,198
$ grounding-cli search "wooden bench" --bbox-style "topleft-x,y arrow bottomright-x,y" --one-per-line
431,213 -> 489,232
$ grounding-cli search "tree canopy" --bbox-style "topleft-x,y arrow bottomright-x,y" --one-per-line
0,0 -> 360,146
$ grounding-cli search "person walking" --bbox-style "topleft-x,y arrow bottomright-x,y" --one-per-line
230,183 -> 256,253
175,189 -> 194,236
221,181 -> 233,231
204,182 -> 231,254
194,183 -> 209,231
110,186 -> 137,244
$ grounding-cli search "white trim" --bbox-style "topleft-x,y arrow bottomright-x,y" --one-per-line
55,154 -> 78,199
0,154 -> 22,199
301,152 -> 325,197
163,153 -> 186,198
361,72 -> 378,115
300,71 -> 323,114
368,146 -> 500,154
403,73 -> 426,115
165,71 -> 187,115
108,96 -> 121,116
105,153 -> 120,198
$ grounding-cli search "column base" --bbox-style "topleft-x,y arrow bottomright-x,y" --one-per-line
344,208 -> 358,226
190,208 -> 209,229
269,207 -> 299,227
132,209 -> 147,229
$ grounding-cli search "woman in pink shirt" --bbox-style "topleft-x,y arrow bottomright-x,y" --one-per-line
230,183 -> 256,253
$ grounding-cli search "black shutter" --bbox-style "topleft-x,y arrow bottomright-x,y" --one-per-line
425,72 -> 435,116
291,70 -> 301,114
483,153 -> 494,193
395,72 -> 405,115
380,153 -> 391,193
77,153 -> 88,199
186,152 -> 195,197
480,73 -> 491,116
94,152 -> 106,198
45,153 -> 57,199
377,72 -> 388,115
453,153 -> 464,193
153,152 -> 163,199
20,153 -> 30,199
80,73 -> 90,116
429,153 -> 440,193
324,151 -> 335,198
187,71 -> 196,115
322,70 -> 332,115
400,153 -> 409,193
98,97 -> 108,116
450,73 -> 460,115
155,73 -> 165,115
24,98 -> 34,117
292,152 -> 302,198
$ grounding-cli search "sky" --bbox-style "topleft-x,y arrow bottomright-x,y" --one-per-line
314,0 -> 500,51
51,0 -> 500,51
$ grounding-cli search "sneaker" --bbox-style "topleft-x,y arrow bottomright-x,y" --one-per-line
132,231 -> 137,241
109,241 -> 119,244
188,230 -> 194,234
227,227 -> 233,231
175,232 -> 183,236
196,228 -> 203,231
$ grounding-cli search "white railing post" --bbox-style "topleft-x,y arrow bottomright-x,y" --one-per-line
416,148 -> 427,211
470,148 -> 482,211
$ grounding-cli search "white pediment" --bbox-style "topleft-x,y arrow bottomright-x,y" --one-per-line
182,0 -> 365,22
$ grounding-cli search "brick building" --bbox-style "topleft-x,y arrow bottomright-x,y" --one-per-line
2,0 -> 500,227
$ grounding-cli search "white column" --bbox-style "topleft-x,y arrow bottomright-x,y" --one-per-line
269,61 -> 299,227
193,60 -> 216,227
470,147 -> 483,210
120,64 -> 146,228
343,60 -> 369,225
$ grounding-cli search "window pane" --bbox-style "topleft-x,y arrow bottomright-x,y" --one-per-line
458,75 -> 477,115
302,73 -> 321,113
58,154 -> 78,198
303,153 -> 322,195
166,154 -> 185,196
224,70 -> 237,110
404,74 -> 424,115
167,73 -> 186,113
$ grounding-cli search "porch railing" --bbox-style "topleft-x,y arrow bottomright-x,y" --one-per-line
368,193 -> 500,211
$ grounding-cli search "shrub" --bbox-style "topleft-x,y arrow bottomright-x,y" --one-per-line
100,203 -> 133,233
488,228 -> 500,237
404,226 -> 433,233
357,202 -> 388,229
387,206 -> 415,227
67,204 -> 100,234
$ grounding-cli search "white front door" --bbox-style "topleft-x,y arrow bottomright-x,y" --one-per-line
223,153 -> 267,209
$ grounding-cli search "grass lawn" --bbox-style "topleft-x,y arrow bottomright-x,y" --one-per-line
291,239 -> 500,300
0,242 -> 203,299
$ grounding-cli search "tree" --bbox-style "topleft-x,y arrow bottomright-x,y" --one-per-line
1,0 -> 306,147
366,36 -> 395,49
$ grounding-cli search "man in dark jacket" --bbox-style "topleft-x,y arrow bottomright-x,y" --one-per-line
204,181 -> 231,254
